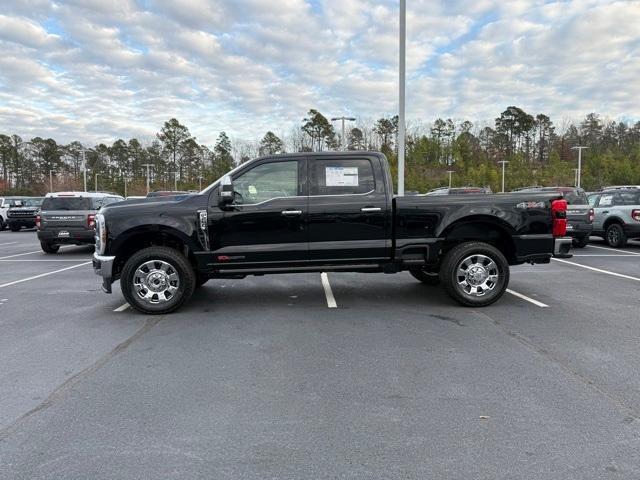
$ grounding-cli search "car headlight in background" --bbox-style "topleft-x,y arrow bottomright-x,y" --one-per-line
95,214 -> 107,254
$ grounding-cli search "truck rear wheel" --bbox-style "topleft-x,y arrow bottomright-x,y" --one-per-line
120,246 -> 196,315
605,223 -> 627,248
440,242 -> 509,307
9,224 -> 21,232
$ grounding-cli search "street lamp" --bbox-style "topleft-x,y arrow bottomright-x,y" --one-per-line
572,168 -> 579,187
498,161 -> 509,193
142,164 -> 154,194
82,148 -> 88,192
172,171 -> 178,191
198,175 -> 204,191
49,170 -> 55,193
397,0 -> 406,196
330,116 -> 356,150
446,170 -> 454,188
571,146 -> 588,188
95,173 -> 99,192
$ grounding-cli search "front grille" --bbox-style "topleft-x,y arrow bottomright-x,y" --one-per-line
8,210 -> 37,218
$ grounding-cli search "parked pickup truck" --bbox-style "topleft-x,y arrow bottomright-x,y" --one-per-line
93,152 -> 572,314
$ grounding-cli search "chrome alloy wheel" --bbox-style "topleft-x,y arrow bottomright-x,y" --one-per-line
455,254 -> 499,297
133,260 -> 180,304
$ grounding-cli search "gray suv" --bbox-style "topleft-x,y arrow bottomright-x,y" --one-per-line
588,189 -> 640,247
37,192 -> 123,253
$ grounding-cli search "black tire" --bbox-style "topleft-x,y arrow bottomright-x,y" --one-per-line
40,241 -> 60,254
9,224 -> 21,232
439,242 -> 509,307
573,235 -> 589,248
120,246 -> 196,315
0,217 -> 5,231
410,269 -> 440,285
605,223 -> 627,248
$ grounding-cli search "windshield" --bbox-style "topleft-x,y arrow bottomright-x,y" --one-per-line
20,198 -> 44,207
41,197 -> 94,210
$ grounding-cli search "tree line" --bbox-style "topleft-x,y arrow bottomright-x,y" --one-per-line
1,106 -> 639,196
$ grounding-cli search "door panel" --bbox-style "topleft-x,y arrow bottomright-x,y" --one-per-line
307,156 -> 390,263
208,159 -> 308,268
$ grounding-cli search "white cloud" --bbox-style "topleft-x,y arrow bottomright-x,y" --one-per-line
0,0 -> 638,146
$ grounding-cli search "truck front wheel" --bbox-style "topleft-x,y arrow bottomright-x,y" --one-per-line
440,242 -> 509,307
120,246 -> 196,315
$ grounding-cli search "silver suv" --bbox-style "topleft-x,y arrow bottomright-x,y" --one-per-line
37,192 -> 123,253
588,189 -> 640,247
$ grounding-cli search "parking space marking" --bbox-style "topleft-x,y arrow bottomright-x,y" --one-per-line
571,254 -> 640,257
114,303 -> 130,312
0,250 -> 43,260
506,288 -> 549,308
0,259 -> 93,262
587,244 -> 640,255
0,242 -> 19,246
0,261 -> 92,289
553,258 -> 640,282
320,272 -> 337,308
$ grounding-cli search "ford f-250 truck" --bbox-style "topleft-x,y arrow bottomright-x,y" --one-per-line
93,151 -> 572,314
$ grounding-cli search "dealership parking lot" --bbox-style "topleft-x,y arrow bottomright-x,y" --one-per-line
1,230 -> 640,479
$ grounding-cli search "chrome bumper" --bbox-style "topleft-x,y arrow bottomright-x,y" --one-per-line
553,237 -> 573,258
93,252 -> 116,293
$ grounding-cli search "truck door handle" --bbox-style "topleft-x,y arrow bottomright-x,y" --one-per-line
281,210 -> 302,216
361,207 -> 382,213
602,211 -> 609,214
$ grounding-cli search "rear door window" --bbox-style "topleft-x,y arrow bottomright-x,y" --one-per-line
41,197 -> 92,210
613,192 -> 640,206
310,159 -> 375,196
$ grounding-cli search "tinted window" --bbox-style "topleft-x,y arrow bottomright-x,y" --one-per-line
613,192 -> 640,206
233,161 -> 298,204
310,159 -> 375,196
41,197 -> 93,210
587,194 -> 599,207
21,198 -> 44,207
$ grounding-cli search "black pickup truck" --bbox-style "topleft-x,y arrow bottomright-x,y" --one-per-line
93,152 -> 571,314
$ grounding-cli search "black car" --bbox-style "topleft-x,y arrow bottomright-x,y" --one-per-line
93,151 -> 572,314
6,197 -> 44,231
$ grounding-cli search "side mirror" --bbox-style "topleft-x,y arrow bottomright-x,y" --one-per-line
218,174 -> 234,206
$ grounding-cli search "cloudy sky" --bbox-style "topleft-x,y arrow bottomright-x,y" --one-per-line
0,0 -> 638,146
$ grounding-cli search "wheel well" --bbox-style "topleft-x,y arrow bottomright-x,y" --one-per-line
112,230 -> 196,279
441,221 -> 517,263
603,217 -> 624,230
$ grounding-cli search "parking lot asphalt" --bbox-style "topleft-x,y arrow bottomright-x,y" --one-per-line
1,230 -> 640,479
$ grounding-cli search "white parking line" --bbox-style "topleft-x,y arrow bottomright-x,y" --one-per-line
0,259 -> 93,262
0,242 -> 18,246
506,288 -> 549,308
0,261 -> 92,289
571,254 -> 640,257
320,272 -> 337,308
114,303 -> 130,312
0,250 -> 43,260
587,244 -> 640,255
552,258 -> 640,282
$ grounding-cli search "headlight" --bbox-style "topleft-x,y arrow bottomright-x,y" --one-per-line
95,213 -> 107,254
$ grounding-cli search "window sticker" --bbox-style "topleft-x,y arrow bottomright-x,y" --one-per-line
248,185 -> 257,195
326,166 -> 359,187
599,195 -> 613,206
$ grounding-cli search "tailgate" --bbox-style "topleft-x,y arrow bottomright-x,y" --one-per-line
40,210 -> 90,229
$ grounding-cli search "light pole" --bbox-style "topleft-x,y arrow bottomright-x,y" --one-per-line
82,148 -> 87,192
447,170 -> 454,188
95,173 -> 99,192
49,170 -> 55,192
571,146 -> 588,188
198,175 -> 204,191
330,116 -> 356,150
142,164 -> 154,194
572,168 -> 579,187
172,171 -> 178,191
397,0 -> 406,196
498,160 -> 509,193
